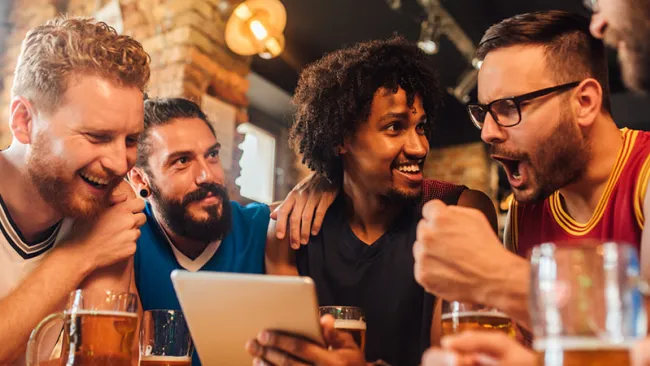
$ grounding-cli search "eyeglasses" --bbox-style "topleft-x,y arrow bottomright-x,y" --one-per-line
466,81 -> 581,129
583,0 -> 599,13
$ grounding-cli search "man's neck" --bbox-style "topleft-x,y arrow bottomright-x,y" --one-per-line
0,148 -> 62,242
156,217 -> 210,260
342,174 -> 406,245
558,118 -> 624,223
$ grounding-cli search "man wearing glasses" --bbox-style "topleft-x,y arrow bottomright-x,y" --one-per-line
414,9 -> 650,364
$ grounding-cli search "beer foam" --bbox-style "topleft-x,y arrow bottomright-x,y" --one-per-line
65,310 -> 138,318
140,355 -> 192,361
334,319 -> 366,330
440,311 -> 510,320
534,337 -> 638,351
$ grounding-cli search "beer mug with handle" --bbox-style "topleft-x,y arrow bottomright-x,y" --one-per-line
530,241 -> 647,366
26,289 -> 138,366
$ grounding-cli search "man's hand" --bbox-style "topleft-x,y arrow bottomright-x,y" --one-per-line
60,182 -> 146,273
245,315 -> 366,366
632,337 -> 650,366
422,331 -> 537,366
413,200 -> 530,325
272,173 -> 338,249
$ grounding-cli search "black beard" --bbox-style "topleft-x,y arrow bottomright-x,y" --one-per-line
150,182 -> 232,243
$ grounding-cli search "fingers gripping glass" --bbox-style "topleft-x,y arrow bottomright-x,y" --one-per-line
466,81 -> 580,129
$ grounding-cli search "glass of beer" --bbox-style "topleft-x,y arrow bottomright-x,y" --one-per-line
441,300 -> 516,337
530,241 -> 647,366
26,289 -> 139,366
140,310 -> 193,366
319,306 -> 366,352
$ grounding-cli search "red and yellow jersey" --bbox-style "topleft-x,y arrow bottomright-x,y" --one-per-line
510,128 -> 650,258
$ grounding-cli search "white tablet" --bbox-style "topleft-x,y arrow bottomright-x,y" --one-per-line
171,270 -> 324,365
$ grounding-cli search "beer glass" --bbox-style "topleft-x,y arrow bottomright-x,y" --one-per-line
441,300 -> 516,337
26,290 -> 138,366
530,241 -> 647,366
140,310 -> 193,366
319,306 -> 366,352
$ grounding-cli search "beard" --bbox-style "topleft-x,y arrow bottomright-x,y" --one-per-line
150,181 -> 232,243
602,0 -> 650,93
491,106 -> 591,203
26,133 -> 110,219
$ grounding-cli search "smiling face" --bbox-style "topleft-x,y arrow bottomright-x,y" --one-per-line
142,117 -> 232,242
25,74 -> 144,218
478,45 -> 591,203
590,0 -> 650,93
341,87 -> 429,201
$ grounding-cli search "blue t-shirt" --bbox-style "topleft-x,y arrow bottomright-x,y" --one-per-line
134,201 -> 270,365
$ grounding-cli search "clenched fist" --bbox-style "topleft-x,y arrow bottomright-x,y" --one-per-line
413,199 -> 530,325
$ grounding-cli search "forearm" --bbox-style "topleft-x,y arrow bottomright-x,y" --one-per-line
482,255 -> 531,329
0,247 -> 92,363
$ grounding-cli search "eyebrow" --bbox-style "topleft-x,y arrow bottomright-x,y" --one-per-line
379,112 -> 410,122
164,142 -> 222,165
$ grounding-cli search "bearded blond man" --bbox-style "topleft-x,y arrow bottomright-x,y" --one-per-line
0,16 -> 150,364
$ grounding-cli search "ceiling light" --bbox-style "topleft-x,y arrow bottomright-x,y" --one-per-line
225,0 -> 287,59
417,16 -> 441,55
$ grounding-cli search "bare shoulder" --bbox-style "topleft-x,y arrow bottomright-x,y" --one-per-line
457,188 -> 498,233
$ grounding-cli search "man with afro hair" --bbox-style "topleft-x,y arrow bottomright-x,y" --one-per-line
249,36 -> 498,366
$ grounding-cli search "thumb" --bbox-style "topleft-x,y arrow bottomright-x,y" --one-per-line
110,180 -> 135,204
421,199 -> 447,222
320,315 -> 358,349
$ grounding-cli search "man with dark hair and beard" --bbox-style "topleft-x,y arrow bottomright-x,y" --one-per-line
417,9 -> 650,366
128,97 -> 335,366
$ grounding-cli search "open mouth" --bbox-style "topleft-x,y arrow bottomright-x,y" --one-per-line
493,157 -> 522,183
79,171 -> 111,190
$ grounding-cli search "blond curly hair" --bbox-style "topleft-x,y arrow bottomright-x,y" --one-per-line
12,15 -> 151,113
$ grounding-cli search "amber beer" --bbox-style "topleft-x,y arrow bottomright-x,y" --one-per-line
441,311 -> 515,337
57,310 -> 138,366
535,338 -> 632,366
139,356 -> 192,366
333,319 -> 367,352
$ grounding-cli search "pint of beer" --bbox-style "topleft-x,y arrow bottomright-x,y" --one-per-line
530,241 -> 647,366
319,306 -> 366,352
534,338 -> 633,366
140,310 -> 193,365
441,301 -> 515,338
26,290 -> 139,366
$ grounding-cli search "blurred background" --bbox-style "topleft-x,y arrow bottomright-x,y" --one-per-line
1,0 -> 648,230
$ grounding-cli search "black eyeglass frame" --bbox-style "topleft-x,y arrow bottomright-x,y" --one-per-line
466,81 -> 581,129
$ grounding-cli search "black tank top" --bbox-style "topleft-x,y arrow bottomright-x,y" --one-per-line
296,180 -> 466,366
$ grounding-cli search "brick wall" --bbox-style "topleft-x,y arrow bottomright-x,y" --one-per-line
1,0 -> 251,200
424,142 -> 499,201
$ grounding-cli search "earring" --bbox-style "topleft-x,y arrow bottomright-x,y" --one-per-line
139,188 -> 150,198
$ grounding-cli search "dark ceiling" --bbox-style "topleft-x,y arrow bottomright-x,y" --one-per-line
250,0 -> 636,147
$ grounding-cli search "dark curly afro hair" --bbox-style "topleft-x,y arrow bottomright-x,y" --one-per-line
290,36 -> 442,183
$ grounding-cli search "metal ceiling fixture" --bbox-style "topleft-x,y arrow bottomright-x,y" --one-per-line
415,0 -> 481,103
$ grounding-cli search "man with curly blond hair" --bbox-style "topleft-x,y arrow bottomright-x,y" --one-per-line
0,16 -> 150,363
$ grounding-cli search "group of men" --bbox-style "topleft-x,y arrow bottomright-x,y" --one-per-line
1,0 -> 650,366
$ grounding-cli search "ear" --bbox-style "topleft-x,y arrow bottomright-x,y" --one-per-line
9,97 -> 35,144
128,167 -> 150,192
573,78 -> 603,128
